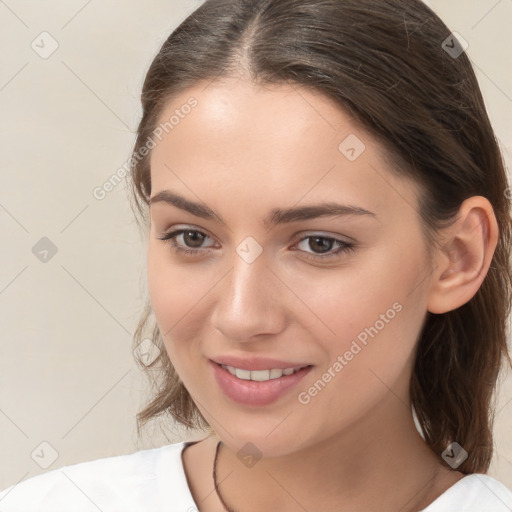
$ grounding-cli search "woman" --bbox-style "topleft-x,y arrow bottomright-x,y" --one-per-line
1,0 -> 511,510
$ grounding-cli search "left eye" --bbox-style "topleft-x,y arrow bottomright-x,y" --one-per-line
294,235 -> 355,259
157,228 -> 355,260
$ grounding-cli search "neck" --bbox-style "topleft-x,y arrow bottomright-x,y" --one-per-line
212,394 -> 455,512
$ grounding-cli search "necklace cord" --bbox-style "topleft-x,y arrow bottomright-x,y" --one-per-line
212,439 -> 442,512
213,441 -> 237,512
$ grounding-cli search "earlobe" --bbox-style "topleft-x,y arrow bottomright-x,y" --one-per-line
426,196 -> 499,314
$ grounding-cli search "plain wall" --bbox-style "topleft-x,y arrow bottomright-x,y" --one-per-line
1,0 -> 511,491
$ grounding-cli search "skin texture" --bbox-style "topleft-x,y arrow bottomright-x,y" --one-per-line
147,78 -> 498,512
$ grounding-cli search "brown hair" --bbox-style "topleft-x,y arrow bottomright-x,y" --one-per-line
128,0 -> 512,473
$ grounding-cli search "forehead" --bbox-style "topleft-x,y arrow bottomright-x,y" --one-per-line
149,79 -> 421,223
152,79 -> 354,158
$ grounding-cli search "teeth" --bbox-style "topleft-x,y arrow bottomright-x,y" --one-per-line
246,369 -> 269,381
235,368 -> 252,380
221,364 -> 307,381
270,368 -> 283,379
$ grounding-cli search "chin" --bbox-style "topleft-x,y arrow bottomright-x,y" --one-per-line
217,425 -> 310,460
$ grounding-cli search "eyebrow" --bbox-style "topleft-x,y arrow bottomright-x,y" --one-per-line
149,190 -> 376,229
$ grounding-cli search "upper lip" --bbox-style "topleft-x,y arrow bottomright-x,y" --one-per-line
211,355 -> 312,371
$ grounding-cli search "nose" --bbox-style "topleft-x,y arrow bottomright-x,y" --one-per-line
210,247 -> 286,342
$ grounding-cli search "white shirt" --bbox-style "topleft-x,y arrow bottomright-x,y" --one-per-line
1,441 -> 511,511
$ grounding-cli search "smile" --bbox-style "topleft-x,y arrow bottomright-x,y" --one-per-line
221,364 -> 309,381
210,361 -> 313,406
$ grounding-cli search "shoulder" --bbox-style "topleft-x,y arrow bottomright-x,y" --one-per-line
423,473 -> 512,511
0,441 -> 190,512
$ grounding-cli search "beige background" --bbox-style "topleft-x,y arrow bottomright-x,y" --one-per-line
0,0 -> 511,491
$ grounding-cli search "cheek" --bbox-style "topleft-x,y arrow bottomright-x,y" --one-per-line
146,242 -> 220,358
288,238 -> 427,373
292,267 -> 423,432
147,243 -> 178,327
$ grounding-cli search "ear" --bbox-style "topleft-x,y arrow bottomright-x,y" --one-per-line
426,196 -> 499,314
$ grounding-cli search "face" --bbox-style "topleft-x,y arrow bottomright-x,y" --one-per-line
147,78 -> 433,456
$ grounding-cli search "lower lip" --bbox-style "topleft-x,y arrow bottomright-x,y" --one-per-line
209,360 -> 313,407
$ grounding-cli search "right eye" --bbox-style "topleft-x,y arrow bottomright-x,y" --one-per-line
157,227 -> 217,255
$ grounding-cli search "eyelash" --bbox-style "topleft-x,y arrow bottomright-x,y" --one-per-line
157,228 -> 356,261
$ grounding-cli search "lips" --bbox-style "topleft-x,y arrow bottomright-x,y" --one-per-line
209,358 -> 313,406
